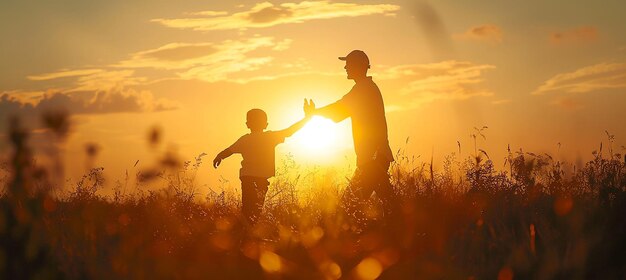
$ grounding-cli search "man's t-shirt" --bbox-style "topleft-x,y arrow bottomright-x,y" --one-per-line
318,77 -> 393,167
227,131 -> 286,178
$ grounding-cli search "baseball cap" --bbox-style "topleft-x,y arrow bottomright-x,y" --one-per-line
338,50 -> 370,68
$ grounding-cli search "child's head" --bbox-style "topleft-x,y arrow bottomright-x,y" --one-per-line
246,109 -> 268,131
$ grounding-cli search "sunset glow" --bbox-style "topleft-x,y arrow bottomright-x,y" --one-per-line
291,116 -> 338,154
0,0 -> 624,190
2,1 -> 626,279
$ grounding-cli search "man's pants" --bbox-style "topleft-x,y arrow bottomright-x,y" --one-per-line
240,176 -> 269,224
346,158 -> 397,218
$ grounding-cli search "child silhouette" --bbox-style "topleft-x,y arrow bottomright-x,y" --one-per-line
213,107 -> 309,224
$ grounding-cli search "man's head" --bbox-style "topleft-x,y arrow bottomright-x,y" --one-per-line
339,50 -> 370,80
246,108 -> 268,131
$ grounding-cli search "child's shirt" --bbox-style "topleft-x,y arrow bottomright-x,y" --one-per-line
227,131 -> 286,178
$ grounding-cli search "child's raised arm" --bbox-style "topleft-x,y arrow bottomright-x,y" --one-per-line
276,116 -> 311,139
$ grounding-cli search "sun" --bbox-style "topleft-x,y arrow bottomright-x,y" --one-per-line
281,115 -> 353,163
290,116 -> 338,154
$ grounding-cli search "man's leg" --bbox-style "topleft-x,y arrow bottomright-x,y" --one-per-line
340,168 -> 367,226
351,159 -> 398,217
343,160 -> 390,225
351,159 -> 393,201
348,167 -> 375,201
371,159 -> 398,218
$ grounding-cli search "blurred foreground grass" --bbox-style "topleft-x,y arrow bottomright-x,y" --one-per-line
1,119 -> 625,279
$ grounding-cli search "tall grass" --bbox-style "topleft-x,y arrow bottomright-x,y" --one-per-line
1,118 -> 625,279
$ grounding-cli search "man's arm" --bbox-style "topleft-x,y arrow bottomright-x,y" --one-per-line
304,98 -> 349,123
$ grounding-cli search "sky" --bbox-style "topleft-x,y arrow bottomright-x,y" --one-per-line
1,0 -> 626,194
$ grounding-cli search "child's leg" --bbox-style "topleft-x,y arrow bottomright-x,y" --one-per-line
241,177 -> 257,224
252,178 -> 269,220
241,177 -> 269,224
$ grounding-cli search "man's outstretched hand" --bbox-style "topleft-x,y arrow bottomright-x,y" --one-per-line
303,98 -> 316,117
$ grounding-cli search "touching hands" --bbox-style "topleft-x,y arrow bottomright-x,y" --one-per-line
303,98 -> 316,117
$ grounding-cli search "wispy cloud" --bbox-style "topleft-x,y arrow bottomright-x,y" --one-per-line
27,36 -> 294,90
454,24 -> 503,44
116,36 -> 292,82
533,63 -> 626,95
73,70 -> 147,92
378,61 -> 495,109
152,1 -> 400,31
117,37 -> 286,70
28,69 -> 147,92
28,69 -> 104,81
15,36 -> 297,123
491,99 -> 511,105
178,57 -> 275,82
550,26 -> 598,45
551,97 -> 583,110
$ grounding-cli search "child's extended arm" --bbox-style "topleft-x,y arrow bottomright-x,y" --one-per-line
277,116 -> 311,138
213,148 -> 234,169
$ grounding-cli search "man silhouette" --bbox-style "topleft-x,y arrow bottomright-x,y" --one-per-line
304,50 -> 396,217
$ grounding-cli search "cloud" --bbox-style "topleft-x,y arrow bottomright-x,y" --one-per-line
178,57 -> 274,82
551,97 -> 583,110
2,89 -> 176,115
117,43 -> 219,69
0,89 -> 178,131
532,63 -> 626,95
26,36 -> 294,94
28,37 -> 288,88
137,44 -> 218,62
73,70 -> 147,92
27,69 -> 104,81
152,1 -> 400,31
117,37 -> 285,70
28,69 -> 147,92
378,60 -> 495,109
491,99 -> 511,105
23,69 -> 178,117
8,34 -> 299,129
116,37 -> 292,82
550,26 -> 598,45
454,24 -> 503,43
188,11 -> 228,17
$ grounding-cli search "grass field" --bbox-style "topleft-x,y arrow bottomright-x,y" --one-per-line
1,121 -> 625,279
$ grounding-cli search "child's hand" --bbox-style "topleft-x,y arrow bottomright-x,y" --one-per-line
213,156 -> 222,168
